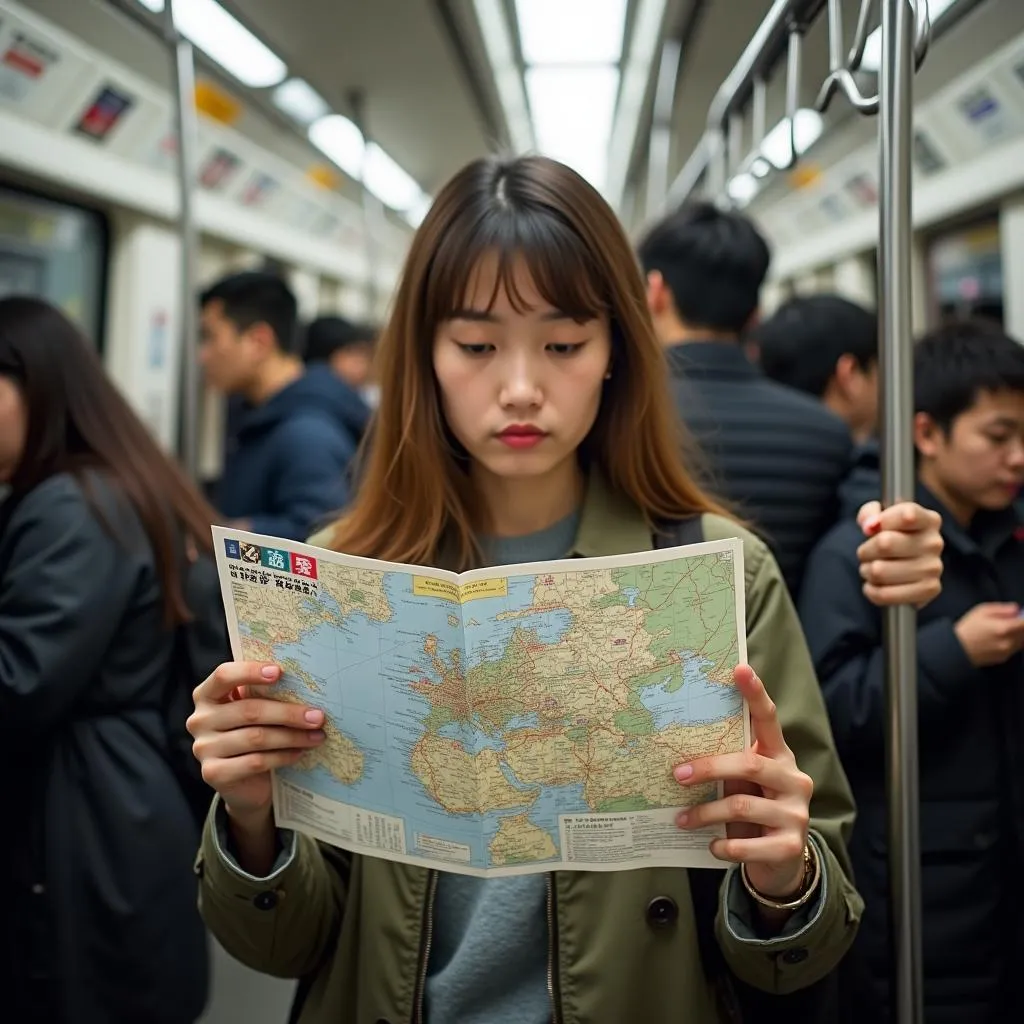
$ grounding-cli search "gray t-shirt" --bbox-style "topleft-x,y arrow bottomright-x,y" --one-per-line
424,509 -> 580,1024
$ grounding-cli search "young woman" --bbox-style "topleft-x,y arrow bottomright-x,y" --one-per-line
189,155 -> 943,1024
0,297 -> 215,1023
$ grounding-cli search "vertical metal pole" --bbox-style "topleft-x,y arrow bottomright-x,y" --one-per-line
707,129 -> 727,202
783,27 -> 802,169
349,89 -> 382,320
751,77 -> 767,151
646,38 -> 682,220
877,1 -> 923,1021
165,0 -> 201,480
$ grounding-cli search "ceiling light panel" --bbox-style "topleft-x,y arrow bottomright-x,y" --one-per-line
364,145 -> 424,212
760,109 -> 824,169
404,194 -> 433,228
474,0 -> 534,150
273,78 -> 330,126
727,173 -> 759,205
309,116 -> 428,216
309,115 -> 366,179
139,0 -> 287,88
526,65 -> 620,191
515,0 -> 628,64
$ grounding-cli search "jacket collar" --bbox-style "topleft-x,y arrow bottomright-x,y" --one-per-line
916,482 -> 1023,561
569,468 -> 653,558
664,339 -> 759,381
437,468 -> 652,569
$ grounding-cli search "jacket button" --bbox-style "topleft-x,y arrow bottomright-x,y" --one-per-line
646,896 -> 678,928
781,947 -> 809,964
253,890 -> 278,911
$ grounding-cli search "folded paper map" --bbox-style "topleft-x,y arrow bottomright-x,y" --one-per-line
213,527 -> 749,876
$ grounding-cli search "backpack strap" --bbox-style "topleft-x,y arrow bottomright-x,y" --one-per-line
653,515 -> 705,550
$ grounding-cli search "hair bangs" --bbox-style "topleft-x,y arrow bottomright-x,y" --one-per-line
424,201 -> 610,328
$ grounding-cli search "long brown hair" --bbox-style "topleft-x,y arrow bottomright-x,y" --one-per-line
0,296 -> 219,625
330,155 -> 732,568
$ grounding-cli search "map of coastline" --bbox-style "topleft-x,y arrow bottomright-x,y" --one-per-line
213,528 -> 749,876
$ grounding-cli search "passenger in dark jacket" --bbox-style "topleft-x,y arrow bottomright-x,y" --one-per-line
305,314 -> 380,409
754,293 -> 879,445
201,272 -> 368,540
799,322 -> 1024,1024
220,363 -> 368,538
0,297 -> 216,1023
637,203 -> 854,596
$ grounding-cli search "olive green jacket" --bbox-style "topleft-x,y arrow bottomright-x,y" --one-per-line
196,478 -> 863,1023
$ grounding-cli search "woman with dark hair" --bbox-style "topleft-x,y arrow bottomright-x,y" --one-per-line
188,155 -> 943,1024
0,297 -> 214,1023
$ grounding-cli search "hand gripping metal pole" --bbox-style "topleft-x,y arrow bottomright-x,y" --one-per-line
878,2 -> 924,1020
164,0 -> 201,480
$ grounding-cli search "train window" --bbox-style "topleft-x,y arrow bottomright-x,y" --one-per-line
0,186 -> 108,347
926,217 -> 1003,328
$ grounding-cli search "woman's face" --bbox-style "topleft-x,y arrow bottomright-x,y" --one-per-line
0,374 -> 26,483
433,254 -> 612,488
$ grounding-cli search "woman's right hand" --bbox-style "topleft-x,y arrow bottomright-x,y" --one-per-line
188,661 -> 326,826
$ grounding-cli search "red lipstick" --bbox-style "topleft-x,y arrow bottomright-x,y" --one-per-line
497,424 -> 547,449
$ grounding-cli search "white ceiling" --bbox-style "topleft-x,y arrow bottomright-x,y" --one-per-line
25,0 -> 1006,233
228,0 -> 499,195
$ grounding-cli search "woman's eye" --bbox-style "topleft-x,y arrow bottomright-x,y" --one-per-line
455,342 -> 494,356
548,342 -> 587,356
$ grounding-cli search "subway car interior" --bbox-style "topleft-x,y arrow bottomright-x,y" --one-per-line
2,1 -> 1022,1022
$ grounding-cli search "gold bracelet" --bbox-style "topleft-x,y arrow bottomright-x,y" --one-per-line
740,841 -> 821,912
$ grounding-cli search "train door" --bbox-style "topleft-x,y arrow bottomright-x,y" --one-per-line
0,184 -> 108,345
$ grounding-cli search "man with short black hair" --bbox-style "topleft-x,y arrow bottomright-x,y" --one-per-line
800,321 -> 1024,1023
305,315 -> 379,408
637,202 -> 854,595
200,272 -> 368,540
756,294 -> 879,443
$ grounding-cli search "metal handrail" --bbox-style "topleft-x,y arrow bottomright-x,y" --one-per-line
662,3 -> 931,1021
100,0 -> 201,482
666,0 -> 823,204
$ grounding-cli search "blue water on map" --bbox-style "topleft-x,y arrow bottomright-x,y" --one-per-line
637,653 -> 741,730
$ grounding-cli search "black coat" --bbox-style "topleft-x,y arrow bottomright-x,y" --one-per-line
0,472 -> 209,1024
798,476 -> 1024,1023
666,340 -> 854,595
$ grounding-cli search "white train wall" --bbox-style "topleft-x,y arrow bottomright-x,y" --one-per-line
0,0 -> 409,476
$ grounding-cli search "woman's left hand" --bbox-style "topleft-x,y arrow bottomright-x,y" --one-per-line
673,664 -> 812,899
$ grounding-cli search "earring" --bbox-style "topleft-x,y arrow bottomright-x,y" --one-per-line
604,369 -> 612,380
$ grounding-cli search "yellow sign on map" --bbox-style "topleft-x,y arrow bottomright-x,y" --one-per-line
460,579 -> 508,602
413,577 -> 509,603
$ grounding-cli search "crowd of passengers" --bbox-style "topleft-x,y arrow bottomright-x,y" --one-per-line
0,153 -> 1021,1024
